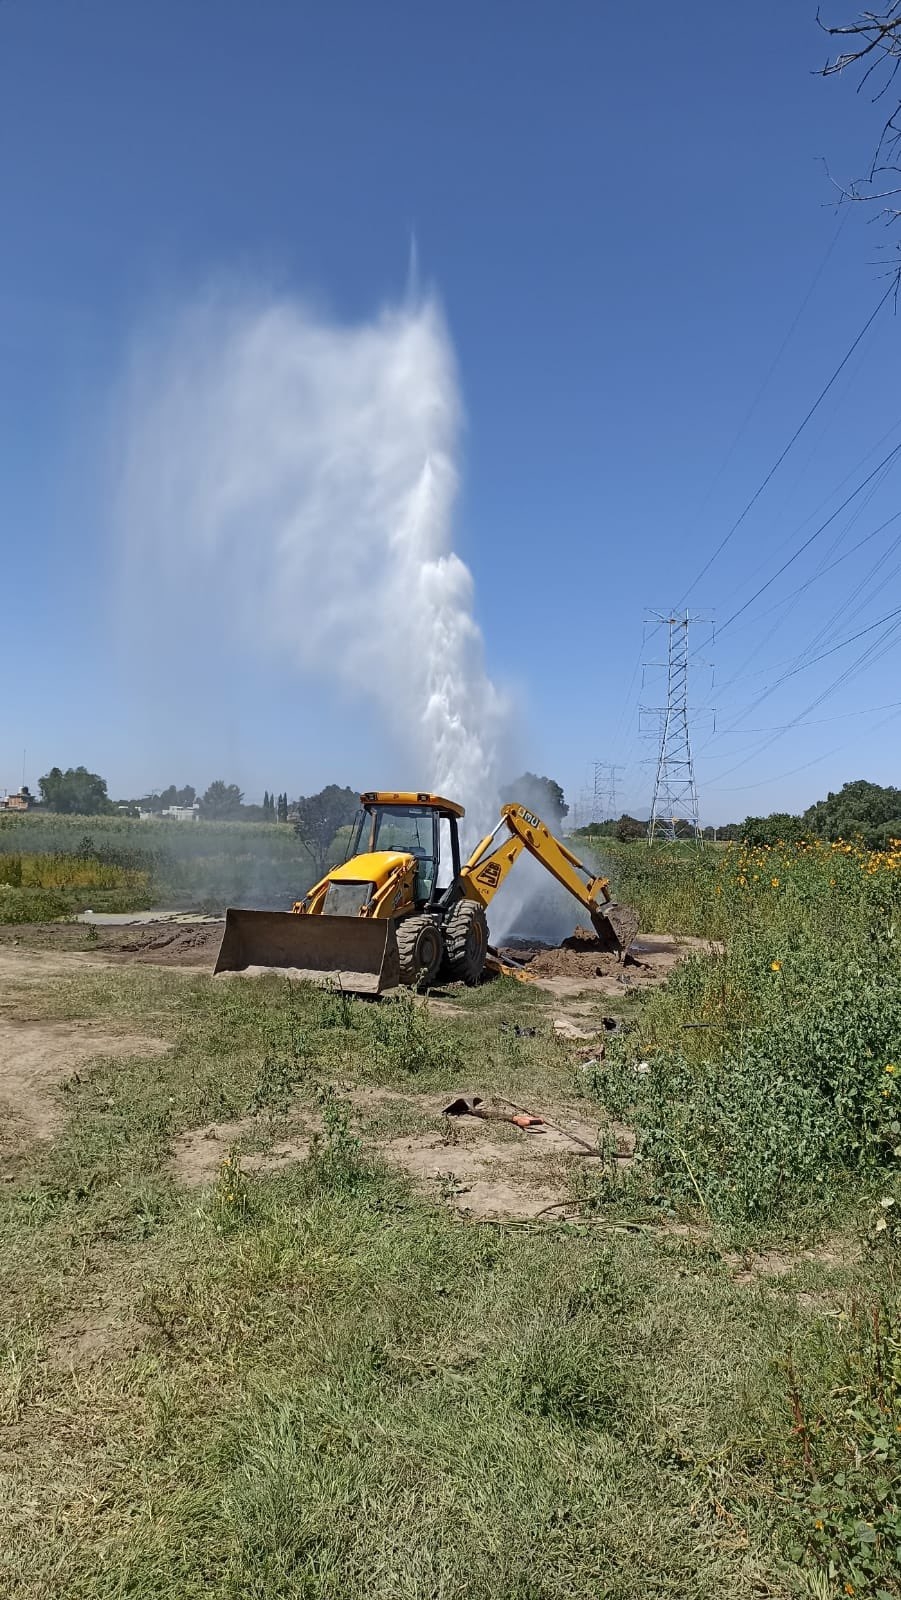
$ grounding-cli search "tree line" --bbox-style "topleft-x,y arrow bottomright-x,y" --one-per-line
29,768 -> 573,882
37,765 -> 900,855
36,769 -> 292,824
573,780 -> 901,850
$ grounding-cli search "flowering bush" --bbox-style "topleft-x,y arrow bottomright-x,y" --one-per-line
594,837 -> 901,1230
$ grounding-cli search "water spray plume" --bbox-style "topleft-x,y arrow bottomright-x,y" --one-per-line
118,284 -> 505,827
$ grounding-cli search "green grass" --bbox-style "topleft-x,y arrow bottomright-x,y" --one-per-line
1,962 -> 899,1597
0,812 -> 321,919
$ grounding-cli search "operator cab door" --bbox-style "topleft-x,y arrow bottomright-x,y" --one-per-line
436,815 -> 456,895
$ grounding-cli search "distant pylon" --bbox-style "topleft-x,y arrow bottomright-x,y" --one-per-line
592,762 -> 623,822
642,612 -> 709,843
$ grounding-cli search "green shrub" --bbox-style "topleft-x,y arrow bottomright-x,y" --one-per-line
0,885 -> 71,923
0,855 -> 22,887
589,838 -> 901,1232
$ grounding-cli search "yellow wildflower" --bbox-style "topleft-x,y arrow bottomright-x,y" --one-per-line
771,960 -> 781,972
771,877 -> 779,888
886,1064 -> 897,1075
814,1519 -> 824,1531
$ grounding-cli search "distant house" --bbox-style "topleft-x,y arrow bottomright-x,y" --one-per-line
0,786 -> 33,813
160,804 -> 200,823
136,801 -> 200,822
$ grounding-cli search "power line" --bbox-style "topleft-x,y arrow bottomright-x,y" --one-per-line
709,697 -> 901,734
706,603 -> 901,747
675,211 -> 849,549
697,508 -> 901,721
730,506 -> 901,631
712,411 -> 901,633
680,275 -> 898,603
702,612 -> 901,785
718,438 -> 901,634
707,698 -> 901,797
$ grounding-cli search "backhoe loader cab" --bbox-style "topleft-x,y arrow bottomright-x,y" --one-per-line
342,793 -> 464,908
214,789 -> 638,994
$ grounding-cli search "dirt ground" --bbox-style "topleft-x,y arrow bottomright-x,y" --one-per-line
170,1084 -> 635,1221
0,918 -> 223,967
0,923 -> 847,1294
0,917 -> 701,991
0,917 -> 693,1208
0,1014 -> 168,1156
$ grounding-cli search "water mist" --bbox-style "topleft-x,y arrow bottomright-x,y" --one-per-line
117,285 -> 505,831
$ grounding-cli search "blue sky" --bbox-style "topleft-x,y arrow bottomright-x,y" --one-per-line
2,1 -> 899,823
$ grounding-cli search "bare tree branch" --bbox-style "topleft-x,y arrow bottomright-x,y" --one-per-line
817,6 -> 901,236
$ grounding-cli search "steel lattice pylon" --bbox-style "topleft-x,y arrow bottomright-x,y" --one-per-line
592,761 -> 623,823
644,612 -> 704,844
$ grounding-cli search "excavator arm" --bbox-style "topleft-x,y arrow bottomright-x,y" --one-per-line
458,803 -> 638,957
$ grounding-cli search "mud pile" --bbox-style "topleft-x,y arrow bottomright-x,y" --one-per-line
107,922 -> 224,965
498,927 -> 626,978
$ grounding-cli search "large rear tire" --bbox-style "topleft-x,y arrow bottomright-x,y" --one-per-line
443,900 -> 489,984
396,915 -> 444,987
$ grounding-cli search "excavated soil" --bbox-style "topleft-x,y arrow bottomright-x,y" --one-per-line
503,927 -> 625,978
0,919 -> 224,965
103,922 -> 225,965
498,928 -> 696,991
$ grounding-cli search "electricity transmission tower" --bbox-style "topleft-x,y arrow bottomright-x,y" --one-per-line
641,612 -> 711,844
592,762 -> 623,822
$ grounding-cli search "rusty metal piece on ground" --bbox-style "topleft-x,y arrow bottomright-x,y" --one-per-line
442,1095 -> 545,1131
443,1095 -> 484,1117
443,1095 -> 599,1148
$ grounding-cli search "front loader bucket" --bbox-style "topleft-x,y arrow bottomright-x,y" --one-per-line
591,902 -> 640,960
213,910 -> 401,996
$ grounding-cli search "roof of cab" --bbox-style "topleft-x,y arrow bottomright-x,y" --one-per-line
359,791 -> 465,818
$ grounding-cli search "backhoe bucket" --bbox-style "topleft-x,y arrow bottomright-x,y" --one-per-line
591,902 -> 640,960
213,910 -> 401,996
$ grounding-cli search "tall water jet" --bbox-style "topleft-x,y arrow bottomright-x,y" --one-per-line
116,284 -> 505,829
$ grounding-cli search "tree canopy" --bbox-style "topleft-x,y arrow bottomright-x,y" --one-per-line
159,784 -> 196,809
199,780 -> 245,821
293,785 -> 359,876
39,766 -> 113,815
741,782 -> 901,848
802,779 -> 901,847
500,773 -> 568,826
739,812 -> 810,849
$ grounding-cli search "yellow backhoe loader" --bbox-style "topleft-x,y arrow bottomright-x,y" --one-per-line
214,791 -> 638,995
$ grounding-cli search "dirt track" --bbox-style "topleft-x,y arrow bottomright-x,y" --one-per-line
0,919 -> 224,966
0,918 -> 700,999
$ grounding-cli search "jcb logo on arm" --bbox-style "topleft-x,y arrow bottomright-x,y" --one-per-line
477,863 -> 502,887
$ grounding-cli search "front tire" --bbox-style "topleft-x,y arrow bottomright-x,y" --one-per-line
396,915 -> 444,987
443,900 -> 489,984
